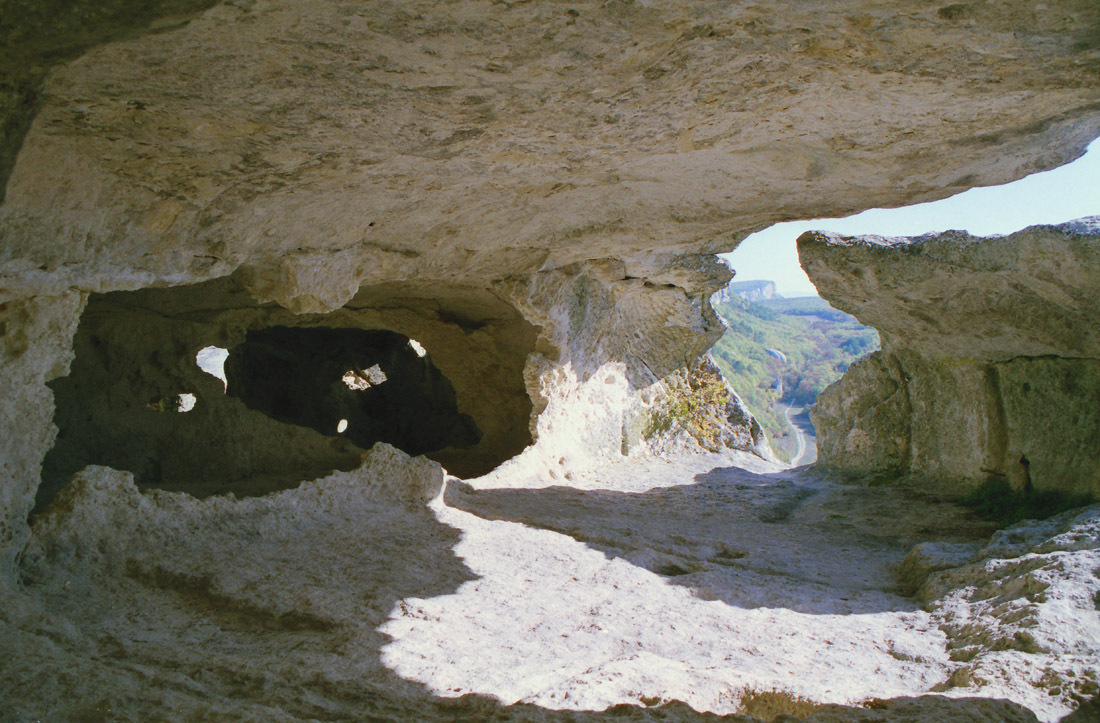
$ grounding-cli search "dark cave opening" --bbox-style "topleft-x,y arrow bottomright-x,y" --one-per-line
36,278 -> 538,513
224,326 -> 481,457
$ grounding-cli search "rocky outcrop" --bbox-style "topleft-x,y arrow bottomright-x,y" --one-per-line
629,355 -> 772,459
4,1 -> 1100,306
38,278 -> 536,505
717,280 -> 779,304
901,504 -> 1100,720
8,444 -> 1082,721
802,218 -> 1100,497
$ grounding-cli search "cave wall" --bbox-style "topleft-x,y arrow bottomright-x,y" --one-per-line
0,293 -> 84,575
803,218 -> 1100,497
41,298 -> 369,506
39,277 -> 541,508
492,256 -> 772,478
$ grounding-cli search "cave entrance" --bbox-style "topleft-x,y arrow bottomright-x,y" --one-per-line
224,326 -> 480,456
707,279 -> 879,466
37,277 -> 537,513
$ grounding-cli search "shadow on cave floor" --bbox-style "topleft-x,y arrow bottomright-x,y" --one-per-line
3,457 -> 1044,722
444,462 -> 991,616
5,458 -> 769,722
8,464 -> 478,720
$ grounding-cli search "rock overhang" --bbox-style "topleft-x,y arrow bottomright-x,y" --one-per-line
2,0 -> 1100,306
0,0 -> 1097,556
798,217 -> 1100,363
1,2 -> 1100,720
35,275 -> 540,508
0,0 -> 1098,564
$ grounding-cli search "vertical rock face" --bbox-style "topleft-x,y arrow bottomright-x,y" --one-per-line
802,218 -> 1100,497
39,277 -> 538,503
0,293 -> 85,574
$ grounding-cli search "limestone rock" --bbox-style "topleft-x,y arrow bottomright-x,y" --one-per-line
810,351 -> 910,475
0,292 -> 84,575
2,2 -> 1100,718
911,505 -> 1100,721
3,1 -> 1100,303
630,355 -> 773,459
1,0 -> 1098,571
897,542 -> 980,597
803,219 -> 1100,497
800,218 -> 1100,362
33,278 -> 538,509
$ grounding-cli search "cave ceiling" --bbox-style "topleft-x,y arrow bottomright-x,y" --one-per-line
1,0 -> 1099,308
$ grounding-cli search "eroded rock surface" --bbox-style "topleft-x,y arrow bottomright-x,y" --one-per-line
37,277 -> 537,509
803,218 -> 1100,497
1,0 -> 1098,574
904,505 -> 1100,720
2,0 -> 1100,302
7,446 -> 1089,721
2,0 -> 1100,720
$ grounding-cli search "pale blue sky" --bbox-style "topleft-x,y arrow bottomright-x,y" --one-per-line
722,138 -> 1100,297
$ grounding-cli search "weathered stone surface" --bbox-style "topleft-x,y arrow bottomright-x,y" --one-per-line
38,276 -> 539,508
628,355 -> 773,459
0,292 -> 84,575
803,219 -> 1100,497
4,443 -> 1068,722
2,2 -> 1100,719
910,505 -> 1100,720
0,0 -> 1097,574
0,0 -> 222,203
2,1 -> 1100,305
810,351 -> 911,474
800,218 -> 1100,362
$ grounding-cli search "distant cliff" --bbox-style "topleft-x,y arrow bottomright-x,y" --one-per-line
714,280 -> 779,304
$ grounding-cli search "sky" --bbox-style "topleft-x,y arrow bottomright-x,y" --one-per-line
722,138 -> 1100,297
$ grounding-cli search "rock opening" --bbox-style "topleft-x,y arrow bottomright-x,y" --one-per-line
37,278 -> 537,511
224,326 -> 481,458
195,345 -> 229,390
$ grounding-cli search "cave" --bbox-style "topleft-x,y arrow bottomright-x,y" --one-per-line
37,276 -> 537,510
224,326 -> 481,455
4,0 -> 1100,720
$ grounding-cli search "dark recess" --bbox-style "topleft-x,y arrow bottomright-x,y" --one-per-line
226,326 -> 481,457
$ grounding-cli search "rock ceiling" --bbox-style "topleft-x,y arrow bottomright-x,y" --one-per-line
1,0 -> 1099,307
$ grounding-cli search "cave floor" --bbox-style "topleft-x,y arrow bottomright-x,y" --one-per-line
4,449 -> 1098,722
394,453 -> 991,711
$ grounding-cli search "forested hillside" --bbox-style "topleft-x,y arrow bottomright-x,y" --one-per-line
711,291 -> 879,460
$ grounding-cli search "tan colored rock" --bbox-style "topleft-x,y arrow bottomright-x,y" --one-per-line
627,355 -> 773,459
800,218 -> 1100,362
0,292 -> 84,574
908,505 -> 1100,721
2,440 -> 1066,722
803,219 -> 1100,497
2,1 -> 1100,303
1,2 -> 1100,718
809,350 -> 911,475
37,276 -> 539,504
0,0 -> 1097,571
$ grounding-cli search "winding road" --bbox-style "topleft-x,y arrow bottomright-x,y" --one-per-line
778,402 -> 816,467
